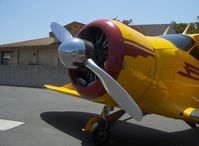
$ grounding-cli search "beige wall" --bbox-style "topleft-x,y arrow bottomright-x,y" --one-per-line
38,48 -> 59,66
0,65 -> 69,87
19,48 -> 37,65
0,46 -> 60,66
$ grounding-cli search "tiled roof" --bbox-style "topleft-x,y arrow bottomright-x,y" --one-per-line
64,21 -> 85,28
0,37 -> 57,48
133,24 -> 176,36
0,22 -> 176,48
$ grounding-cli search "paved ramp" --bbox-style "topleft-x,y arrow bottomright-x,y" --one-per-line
0,86 -> 198,146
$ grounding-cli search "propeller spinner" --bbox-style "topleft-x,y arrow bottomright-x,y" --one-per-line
50,21 -> 143,121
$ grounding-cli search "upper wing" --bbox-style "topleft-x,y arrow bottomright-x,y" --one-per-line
44,83 -> 80,97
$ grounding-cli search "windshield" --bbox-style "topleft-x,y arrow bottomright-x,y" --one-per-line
159,34 -> 195,51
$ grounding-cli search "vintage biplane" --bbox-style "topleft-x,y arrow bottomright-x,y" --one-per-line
45,19 -> 199,144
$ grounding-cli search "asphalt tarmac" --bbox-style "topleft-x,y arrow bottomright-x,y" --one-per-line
0,85 -> 199,146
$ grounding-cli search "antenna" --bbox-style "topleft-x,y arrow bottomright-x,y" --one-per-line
163,25 -> 170,35
182,23 -> 190,35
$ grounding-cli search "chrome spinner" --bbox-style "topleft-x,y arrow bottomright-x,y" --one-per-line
58,38 -> 86,69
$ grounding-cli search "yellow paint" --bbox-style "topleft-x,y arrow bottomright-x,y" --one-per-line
188,33 -> 199,47
147,37 -> 177,49
124,40 -> 154,55
112,20 -> 154,53
82,116 -> 101,132
183,108 -> 195,117
117,55 -> 156,104
111,21 -> 199,123
82,110 -> 125,132
44,83 -> 80,97
183,108 -> 199,123
45,20 -> 199,124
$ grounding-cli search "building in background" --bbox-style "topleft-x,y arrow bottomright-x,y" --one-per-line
0,22 -> 175,66
0,22 -> 176,88
0,37 -> 58,66
0,22 -> 85,66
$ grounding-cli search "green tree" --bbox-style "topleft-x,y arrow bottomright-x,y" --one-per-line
171,19 -> 199,34
113,17 -> 133,26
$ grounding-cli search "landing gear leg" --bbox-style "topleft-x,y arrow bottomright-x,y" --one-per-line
82,106 -> 125,145
186,121 -> 199,135
91,106 -> 113,145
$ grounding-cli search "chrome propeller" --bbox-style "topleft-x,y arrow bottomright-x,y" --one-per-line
51,22 -> 72,43
50,21 -> 143,121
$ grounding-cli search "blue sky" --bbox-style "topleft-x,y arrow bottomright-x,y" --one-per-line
0,0 -> 198,44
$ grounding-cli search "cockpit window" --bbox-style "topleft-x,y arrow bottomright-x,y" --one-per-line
159,34 -> 195,51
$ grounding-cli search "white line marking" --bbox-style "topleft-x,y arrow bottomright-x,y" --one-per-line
0,119 -> 24,131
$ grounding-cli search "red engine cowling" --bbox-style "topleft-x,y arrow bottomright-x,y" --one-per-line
67,19 -> 125,99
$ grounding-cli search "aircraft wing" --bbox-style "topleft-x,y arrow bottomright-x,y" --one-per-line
44,83 -> 80,97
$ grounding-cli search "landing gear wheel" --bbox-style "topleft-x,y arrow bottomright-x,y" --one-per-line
90,119 -> 111,145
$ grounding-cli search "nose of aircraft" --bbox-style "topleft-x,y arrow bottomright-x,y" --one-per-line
50,20 -> 143,121
58,38 -> 86,69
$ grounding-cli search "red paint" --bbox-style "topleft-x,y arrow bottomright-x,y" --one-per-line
178,62 -> 199,81
124,38 -> 155,54
68,19 -> 155,99
123,41 -> 155,58
68,19 -> 124,99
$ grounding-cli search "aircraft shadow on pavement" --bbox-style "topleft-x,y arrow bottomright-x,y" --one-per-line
41,111 -> 199,146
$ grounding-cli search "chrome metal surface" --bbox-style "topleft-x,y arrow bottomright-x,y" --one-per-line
84,58 -> 143,121
50,22 -> 73,43
59,38 -> 86,69
50,21 -> 143,121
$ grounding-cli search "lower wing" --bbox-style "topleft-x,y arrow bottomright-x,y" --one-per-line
44,83 -> 80,97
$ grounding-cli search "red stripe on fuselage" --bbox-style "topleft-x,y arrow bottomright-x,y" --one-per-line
124,38 -> 155,54
123,41 -> 155,58
178,62 -> 199,81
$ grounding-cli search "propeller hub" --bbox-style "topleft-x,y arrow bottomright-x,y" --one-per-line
58,38 -> 86,69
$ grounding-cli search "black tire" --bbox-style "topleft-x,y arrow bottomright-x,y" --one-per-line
90,119 -> 111,145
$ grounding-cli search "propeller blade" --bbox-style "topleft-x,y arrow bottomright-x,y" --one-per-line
50,22 -> 73,43
85,59 -> 143,121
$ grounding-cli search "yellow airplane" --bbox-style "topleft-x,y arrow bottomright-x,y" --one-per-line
45,19 -> 199,144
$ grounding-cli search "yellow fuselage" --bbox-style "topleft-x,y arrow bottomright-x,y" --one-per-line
92,21 -> 199,123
